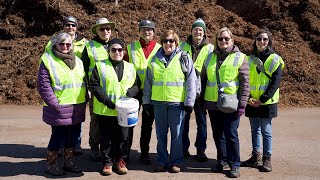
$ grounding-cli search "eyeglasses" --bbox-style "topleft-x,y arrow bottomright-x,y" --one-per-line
58,43 -> 71,48
99,27 -> 111,32
162,39 -> 175,44
65,24 -> 76,27
217,37 -> 230,42
111,48 -> 123,53
256,37 -> 269,42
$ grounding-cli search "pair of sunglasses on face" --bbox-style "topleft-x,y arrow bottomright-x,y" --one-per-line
58,43 -> 71,48
256,37 -> 269,42
65,24 -> 76,27
162,39 -> 175,44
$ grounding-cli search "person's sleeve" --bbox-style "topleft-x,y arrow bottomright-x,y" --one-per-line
238,56 -> 250,108
200,63 -> 208,99
89,65 -> 114,108
37,62 -> 59,108
184,54 -> 196,107
142,66 -> 153,105
259,65 -> 282,103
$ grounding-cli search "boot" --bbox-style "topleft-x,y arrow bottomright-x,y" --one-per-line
241,151 -> 262,167
62,148 -> 83,173
260,155 -> 272,172
196,150 -> 208,162
45,150 -> 64,176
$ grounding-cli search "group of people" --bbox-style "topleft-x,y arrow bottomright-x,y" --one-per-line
37,15 -> 284,178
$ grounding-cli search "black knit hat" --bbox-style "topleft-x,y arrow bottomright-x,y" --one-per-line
107,38 -> 125,51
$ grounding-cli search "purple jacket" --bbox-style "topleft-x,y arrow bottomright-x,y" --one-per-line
37,62 -> 86,126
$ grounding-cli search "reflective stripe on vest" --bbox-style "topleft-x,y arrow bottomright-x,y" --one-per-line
150,53 -> 186,102
41,52 -> 86,105
248,54 -> 284,105
93,59 -> 136,116
180,42 -> 214,72
128,41 -> 161,89
204,52 -> 244,102
86,40 -> 109,78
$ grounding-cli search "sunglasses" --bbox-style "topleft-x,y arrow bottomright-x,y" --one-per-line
111,48 -> 123,53
256,37 -> 269,42
217,37 -> 230,42
162,39 -> 175,44
58,43 -> 71,48
99,27 -> 111,32
65,24 -> 76,27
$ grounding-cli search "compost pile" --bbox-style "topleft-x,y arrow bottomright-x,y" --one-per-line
0,0 -> 319,107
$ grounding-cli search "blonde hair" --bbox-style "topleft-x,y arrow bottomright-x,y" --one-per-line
160,30 -> 179,46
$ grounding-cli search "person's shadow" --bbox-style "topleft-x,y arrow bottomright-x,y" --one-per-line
0,144 -> 83,178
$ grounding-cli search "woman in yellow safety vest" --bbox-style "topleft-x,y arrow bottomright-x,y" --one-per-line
201,27 -> 250,178
37,32 -> 87,176
143,30 -> 197,173
241,28 -> 284,172
90,38 -> 139,176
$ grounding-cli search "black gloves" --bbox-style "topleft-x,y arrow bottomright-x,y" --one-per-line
184,106 -> 193,113
104,98 -> 116,109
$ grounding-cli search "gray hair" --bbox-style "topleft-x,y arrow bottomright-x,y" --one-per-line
52,32 -> 73,50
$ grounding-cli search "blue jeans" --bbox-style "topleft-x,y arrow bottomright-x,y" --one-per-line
48,123 -> 81,151
182,99 -> 207,152
154,103 -> 185,166
249,117 -> 272,156
208,110 -> 240,168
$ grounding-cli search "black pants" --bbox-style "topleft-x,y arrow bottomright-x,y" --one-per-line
97,114 -> 129,166
134,91 -> 155,155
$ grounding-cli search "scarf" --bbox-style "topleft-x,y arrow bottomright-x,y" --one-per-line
52,45 -> 76,70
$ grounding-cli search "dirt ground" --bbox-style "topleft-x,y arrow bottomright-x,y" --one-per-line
0,105 -> 319,179
0,0 -> 319,107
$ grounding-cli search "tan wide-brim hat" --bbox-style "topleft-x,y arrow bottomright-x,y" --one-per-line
91,17 -> 116,35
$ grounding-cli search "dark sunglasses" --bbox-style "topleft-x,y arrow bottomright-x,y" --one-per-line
162,39 -> 175,44
58,43 -> 71,48
217,37 -> 230,42
99,27 -> 111,32
65,24 -> 76,27
111,48 -> 123,53
256,37 -> 269,42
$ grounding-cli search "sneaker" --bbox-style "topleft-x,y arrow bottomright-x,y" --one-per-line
140,154 -> 151,165
116,159 -> 128,175
101,165 -> 112,176
169,165 -> 181,173
260,155 -> 272,172
154,165 -> 165,172
90,149 -> 101,161
183,150 -> 191,158
196,150 -> 208,162
241,151 -> 262,167
73,146 -> 83,156
228,167 -> 240,178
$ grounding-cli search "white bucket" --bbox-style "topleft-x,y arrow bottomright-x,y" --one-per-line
115,98 -> 139,127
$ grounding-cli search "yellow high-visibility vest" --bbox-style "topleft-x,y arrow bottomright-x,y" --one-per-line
204,52 -> 245,102
127,41 -> 161,89
93,59 -> 136,116
149,52 -> 186,102
40,51 -> 86,105
248,54 -> 284,105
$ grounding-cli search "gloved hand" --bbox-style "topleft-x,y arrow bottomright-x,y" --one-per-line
236,106 -> 245,117
184,106 -> 193,113
104,98 -> 116,109
143,104 -> 154,116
